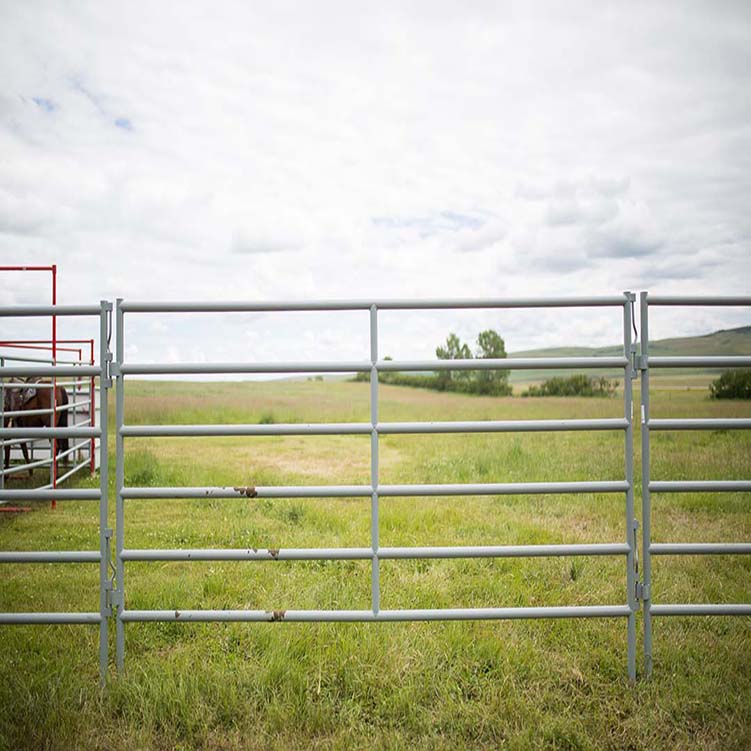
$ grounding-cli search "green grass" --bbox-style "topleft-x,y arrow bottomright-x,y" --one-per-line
0,378 -> 749,749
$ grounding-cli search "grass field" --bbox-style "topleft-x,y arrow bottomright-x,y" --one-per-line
1,377 -> 750,750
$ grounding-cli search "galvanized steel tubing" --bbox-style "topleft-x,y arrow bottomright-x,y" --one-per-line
0,301 -> 111,684
639,293 -> 751,678
113,294 -> 639,678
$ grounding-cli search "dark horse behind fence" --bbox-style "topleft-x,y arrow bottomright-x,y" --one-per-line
3,379 -> 69,478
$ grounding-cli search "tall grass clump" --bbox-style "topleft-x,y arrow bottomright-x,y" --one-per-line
523,374 -> 618,397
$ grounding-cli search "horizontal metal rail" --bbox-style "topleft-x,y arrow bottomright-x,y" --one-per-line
0,612 -> 102,624
648,418 -> 751,431
0,551 -> 101,563
121,481 -> 629,500
0,489 -> 101,502
120,418 -> 629,438
56,439 -> 91,463
0,380 -> 91,389
647,296 -> 751,306
0,455 -> 52,477
120,296 -> 629,314
0,305 -> 102,317
650,543 -> 751,555
648,356 -> 751,369
120,605 -> 632,623
650,604 -> 751,616
119,356 -> 628,376
0,365 -> 100,378
3,400 -> 88,419
120,543 -> 630,562
649,480 -> 751,493
379,357 -> 628,371
56,457 -> 93,485
0,427 -> 101,439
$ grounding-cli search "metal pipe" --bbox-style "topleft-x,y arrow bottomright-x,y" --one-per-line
378,357 -> 628,371
0,305 -> 102,317
120,605 -> 632,623
115,299 -> 125,671
56,457 -> 93,484
0,612 -> 102,624
378,481 -> 629,496
0,551 -> 101,563
648,418 -> 751,431
648,356 -> 751,368
120,543 -> 630,562
623,293 -> 637,681
121,361 -> 372,375
0,427 -> 100,438
650,604 -> 751,616
369,304 -> 380,615
0,489 -> 100,501
118,356 -> 629,376
119,418 -> 630,438
0,455 -> 52,477
120,296 -> 629,314
650,543 -> 751,555
121,480 -> 629,500
120,422 -> 372,437
0,366 -> 100,378
649,480 -> 751,493
98,300 -> 110,684
647,296 -> 751,306
379,418 -> 629,434
639,292 -> 653,677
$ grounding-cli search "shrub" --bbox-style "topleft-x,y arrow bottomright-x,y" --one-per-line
523,374 -> 618,398
709,369 -> 751,399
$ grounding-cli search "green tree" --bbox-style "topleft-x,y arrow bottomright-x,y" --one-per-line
473,329 -> 511,395
436,333 -> 472,388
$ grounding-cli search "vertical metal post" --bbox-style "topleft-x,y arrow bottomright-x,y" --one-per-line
98,301 -> 111,683
51,265 -> 57,506
623,292 -> 637,681
640,291 -> 653,676
369,305 -> 380,614
115,299 -> 125,670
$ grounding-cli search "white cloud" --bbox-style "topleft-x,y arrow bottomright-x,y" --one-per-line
0,1 -> 749,366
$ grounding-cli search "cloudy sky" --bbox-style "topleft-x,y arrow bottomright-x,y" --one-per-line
1,1 -> 749,366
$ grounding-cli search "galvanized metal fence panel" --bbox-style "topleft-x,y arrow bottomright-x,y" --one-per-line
0,301 -> 112,682
4,291 -> 747,682
639,293 -> 751,676
112,294 -> 640,679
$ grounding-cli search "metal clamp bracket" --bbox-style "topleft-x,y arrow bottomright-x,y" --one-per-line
636,582 -> 650,602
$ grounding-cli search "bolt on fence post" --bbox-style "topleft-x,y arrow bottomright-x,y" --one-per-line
98,301 -> 111,683
640,292 -> 653,677
370,305 -> 380,614
623,292 -> 637,681
115,299 -> 126,670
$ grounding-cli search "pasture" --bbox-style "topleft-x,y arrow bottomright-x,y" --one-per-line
1,377 -> 750,750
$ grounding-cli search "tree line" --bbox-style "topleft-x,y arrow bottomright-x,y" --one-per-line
355,329 -> 623,398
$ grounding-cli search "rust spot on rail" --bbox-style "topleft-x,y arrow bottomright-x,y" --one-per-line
270,610 -> 286,622
233,486 -> 257,498
268,548 -> 280,560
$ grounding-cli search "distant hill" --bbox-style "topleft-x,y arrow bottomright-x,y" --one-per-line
507,325 -> 751,384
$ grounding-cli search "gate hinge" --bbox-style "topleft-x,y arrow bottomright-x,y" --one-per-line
106,586 -> 123,614
636,582 -> 650,602
103,352 -> 114,388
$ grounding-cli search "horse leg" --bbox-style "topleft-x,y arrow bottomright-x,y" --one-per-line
22,440 -> 32,479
